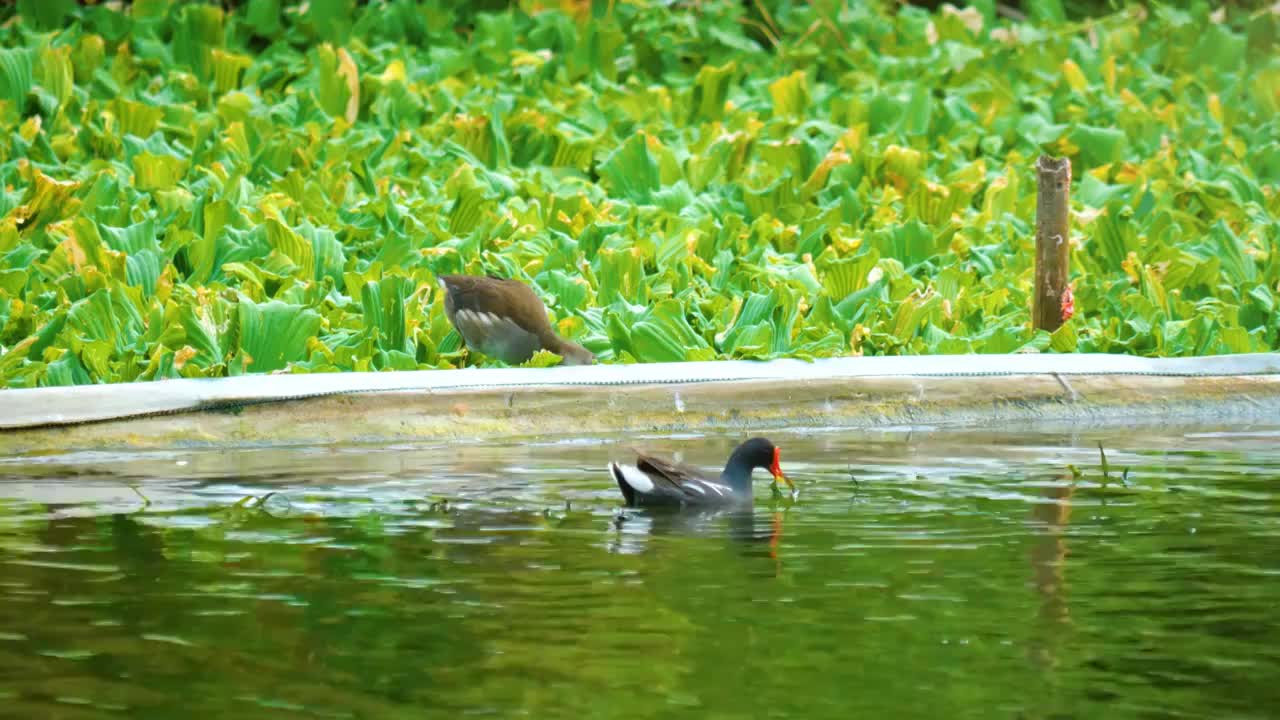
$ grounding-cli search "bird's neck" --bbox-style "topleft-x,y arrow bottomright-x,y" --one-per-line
719,449 -> 759,493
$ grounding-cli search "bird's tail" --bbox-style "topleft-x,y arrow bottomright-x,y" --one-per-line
609,462 -> 636,506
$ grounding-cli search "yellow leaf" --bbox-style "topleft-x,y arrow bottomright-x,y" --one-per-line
1119,89 -> 1146,111
881,144 -> 924,192
133,152 -> 189,191
72,34 -> 105,84
1088,163 -> 1113,180
767,71 -> 809,119
838,125 -> 866,154
110,98 -> 164,138
1226,135 -> 1246,159
1122,251 -> 1141,285
556,315 -> 585,338
830,228 -> 861,255
12,169 -> 80,230
1154,101 -> 1178,130
800,145 -> 851,199
1062,59 -> 1088,93
60,232 -> 87,269
224,121 -> 250,160
1208,93 -> 1224,125
174,345 -> 198,370
510,49 -> 552,72
210,48 -> 252,94
264,218 -> 315,279
18,116 -> 41,143
337,48 -> 359,124
380,59 -> 407,83
156,264 -> 177,305
520,349 -> 564,368
317,44 -> 360,125
38,46 -> 74,108
1114,163 -> 1141,184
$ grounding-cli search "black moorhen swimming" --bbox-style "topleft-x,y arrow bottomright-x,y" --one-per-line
437,274 -> 595,366
609,437 -> 794,507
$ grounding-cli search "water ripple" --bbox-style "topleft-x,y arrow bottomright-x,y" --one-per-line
0,426 -> 1276,718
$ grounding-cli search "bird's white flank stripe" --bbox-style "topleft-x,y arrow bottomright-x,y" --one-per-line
612,463 -> 654,493
685,483 -> 706,495
704,483 -> 728,496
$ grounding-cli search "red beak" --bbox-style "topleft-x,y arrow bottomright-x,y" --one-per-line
770,448 -> 794,491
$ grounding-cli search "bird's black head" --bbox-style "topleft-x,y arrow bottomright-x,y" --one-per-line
732,437 -> 777,469
722,437 -> 792,492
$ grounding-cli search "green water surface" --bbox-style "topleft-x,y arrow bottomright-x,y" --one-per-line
1,425 -> 1278,719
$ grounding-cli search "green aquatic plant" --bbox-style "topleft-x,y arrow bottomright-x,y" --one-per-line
0,1 -> 1276,387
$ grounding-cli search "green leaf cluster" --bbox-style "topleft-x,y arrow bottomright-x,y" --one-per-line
0,0 -> 1277,387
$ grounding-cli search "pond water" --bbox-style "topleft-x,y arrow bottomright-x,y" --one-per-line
1,424 -> 1278,719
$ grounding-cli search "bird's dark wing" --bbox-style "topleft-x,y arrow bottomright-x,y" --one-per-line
635,454 -> 699,487
631,453 -> 736,505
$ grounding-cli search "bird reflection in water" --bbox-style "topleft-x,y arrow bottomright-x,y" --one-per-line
608,493 -> 796,576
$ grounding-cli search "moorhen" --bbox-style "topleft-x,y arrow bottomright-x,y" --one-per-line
437,274 -> 595,366
609,437 -> 795,507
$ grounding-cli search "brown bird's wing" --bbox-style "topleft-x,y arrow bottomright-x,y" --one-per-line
437,275 -> 550,363
438,275 -> 555,336
437,274 -> 595,366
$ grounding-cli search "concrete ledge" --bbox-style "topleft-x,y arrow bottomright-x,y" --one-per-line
2,353 -> 1279,453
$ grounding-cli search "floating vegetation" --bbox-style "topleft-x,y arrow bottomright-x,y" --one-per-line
0,2 -> 1276,387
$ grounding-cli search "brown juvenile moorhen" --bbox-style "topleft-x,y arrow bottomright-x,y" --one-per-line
610,437 -> 794,507
437,274 -> 595,366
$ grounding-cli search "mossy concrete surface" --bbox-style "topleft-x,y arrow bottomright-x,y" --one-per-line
2,354 -> 1279,455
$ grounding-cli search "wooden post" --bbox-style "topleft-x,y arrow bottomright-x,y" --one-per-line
1034,155 -> 1072,333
